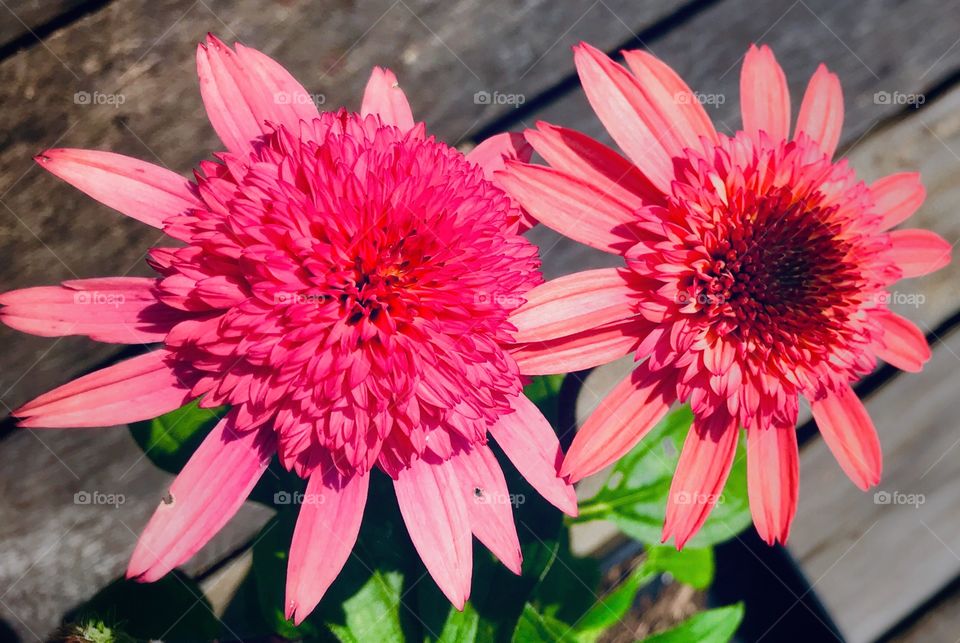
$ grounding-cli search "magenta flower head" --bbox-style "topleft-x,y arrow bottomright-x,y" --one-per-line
1,35 -> 576,622
499,43 -> 950,548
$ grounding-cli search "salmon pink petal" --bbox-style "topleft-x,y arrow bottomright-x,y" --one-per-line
871,309 -> 931,372
887,229 -> 952,277
561,361 -> 675,482
572,43 -> 677,192
509,269 -> 636,343
498,161 -> 641,253
34,149 -> 202,230
15,351 -> 191,428
0,278 -> 185,344
510,319 -> 640,376
127,410 -> 275,581
746,424 -> 799,545
361,67 -> 415,132
621,48 -> 718,147
871,172 -> 925,229
286,467 -> 370,625
794,63 -> 843,158
394,455 -> 472,609
467,132 -> 532,178
451,443 -> 522,574
197,35 -> 317,155
488,393 -> 578,516
662,415 -> 739,549
740,44 -> 790,141
524,121 -> 663,208
810,384 -> 882,490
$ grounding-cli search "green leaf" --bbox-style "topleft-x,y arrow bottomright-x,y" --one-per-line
524,375 -> 565,428
640,604 -> 744,643
68,573 -> 221,640
644,546 -> 714,590
325,570 -> 407,643
513,604 -> 577,643
128,399 -> 225,474
574,406 -> 751,547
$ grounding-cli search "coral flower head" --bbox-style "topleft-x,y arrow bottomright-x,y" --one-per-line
499,43 -> 950,548
1,35 -> 576,622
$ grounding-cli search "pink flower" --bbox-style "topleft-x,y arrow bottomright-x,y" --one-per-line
499,43 -> 950,548
1,35 -> 576,622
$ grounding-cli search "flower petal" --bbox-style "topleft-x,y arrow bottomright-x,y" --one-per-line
394,455 -> 472,609
15,350 -> 191,428
810,384 -> 882,490
127,410 -> 275,581
746,424 -> 799,545
361,67 -> 415,132
498,161 -> 641,253
573,43 -> 678,192
561,361 -> 675,482
451,443 -> 522,574
467,132 -> 532,179
887,229 -> 952,277
794,63 -> 843,158
488,393 -> 578,516
740,44 -> 790,141
34,149 -> 202,230
286,467 -> 370,625
0,278 -> 185,344
197,35 -> 318,156
662,414 -> 739,549
871,172 -> 925,230
509,269 -> 636,343
871,309 -> 931,373
524,121 -> 662,209
510,319 -> 640,376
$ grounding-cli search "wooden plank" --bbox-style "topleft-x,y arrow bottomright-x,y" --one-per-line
887,582 -> 960,642
0,1 -> 89,52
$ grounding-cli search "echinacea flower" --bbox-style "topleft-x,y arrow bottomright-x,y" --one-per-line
1,35 -> 577,621
499,42 -> 950,548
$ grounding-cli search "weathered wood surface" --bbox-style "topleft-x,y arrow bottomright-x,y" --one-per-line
0,1 -> 89,52
0,1 -> 691,639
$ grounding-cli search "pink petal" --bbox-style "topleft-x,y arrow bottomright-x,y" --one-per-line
286,467 -> 370,625
572,43 -> 677,192
394,455 -> 472,608
197,35 -> 318,155
810,384 -> 882,490
871,309 -> 931,373
127,410 -> 275,581
662,414 -> 739,549
450,443 -> 522,574
510,319 -> 640,376
34,149 -> 202,230
871,172 -> 925,229
0,278 -> 185,344
524,121 -> 663,209
361,67 -> 415,132
561,362 -> 675,482
740,44 -> 790,141
488,393 -> 578,516
467,132 -> 532,179
497,161 -> 640,253
746,424 -> 799,545
887,229 -> 952,277
794,63 -> 843,158
509,269 -> 636,343
15,350 -> 192,428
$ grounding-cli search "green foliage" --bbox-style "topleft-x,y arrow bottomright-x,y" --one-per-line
127,399 -> 225,474
574,406 -> 752,548
639,604 -> 744,643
